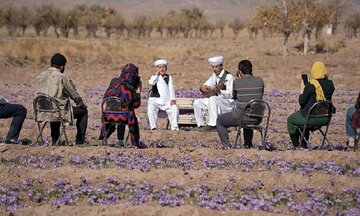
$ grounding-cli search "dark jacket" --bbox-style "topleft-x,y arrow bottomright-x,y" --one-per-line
232,75 -> 264,119
351,91 -> 360,129
299,79 -> 335,116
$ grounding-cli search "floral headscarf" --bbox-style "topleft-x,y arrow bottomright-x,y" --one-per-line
120,63 -> 139,85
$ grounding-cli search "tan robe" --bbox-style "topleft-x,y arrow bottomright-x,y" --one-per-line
34,67 -> 83,125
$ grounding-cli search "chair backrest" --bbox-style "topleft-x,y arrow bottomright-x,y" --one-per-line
33,94 -> 62,121
33,95 -> 57,112
102,96 -> 128,114
307,100 -> 335,118
243,99 -> 269,118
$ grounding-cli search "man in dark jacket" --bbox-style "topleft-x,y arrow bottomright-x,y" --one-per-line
0,96 -> 27,144
216,60 -> 264,148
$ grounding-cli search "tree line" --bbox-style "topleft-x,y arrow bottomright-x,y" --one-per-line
0,4 -> 244,39
0,2 -> 359,56
249,0 -> 360,56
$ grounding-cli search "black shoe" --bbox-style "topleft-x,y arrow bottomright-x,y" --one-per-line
136,142 -> 148,149
52,140 -> 67,146
198,126 -> 216,132
5,139 -> 31,145
290,134 -> 300,147
244,145 -> 253,149
75,140 -> 89,146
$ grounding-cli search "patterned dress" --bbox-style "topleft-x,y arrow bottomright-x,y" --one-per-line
99,63 -> 141,146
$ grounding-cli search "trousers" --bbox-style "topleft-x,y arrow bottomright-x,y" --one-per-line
0,103 -> 27,142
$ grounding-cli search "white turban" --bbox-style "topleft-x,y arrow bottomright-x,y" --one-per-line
208,55 -> 224,66
154,59 -> 168,67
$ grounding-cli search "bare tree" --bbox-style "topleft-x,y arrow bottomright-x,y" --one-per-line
154,18 -> 165,37
133,15 -> 148,37
326,0 -> 344,35
229,18 -> 243,38
256,0 -> 301,56
2,4 -> 19,36
180,7 -> 204,38
164,10 -> 180,38
345,13 -> 360,38
246,18 -> 264,40
83,4 -> 106,37
103,8 -> 118,38
70,5 -> 88,37
18,6 -> 32,35
33,4 -> 60,37
215,19 -> 226,39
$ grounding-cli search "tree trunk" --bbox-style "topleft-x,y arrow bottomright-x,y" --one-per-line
303,32 -> 310,55
283,33 -> 290,56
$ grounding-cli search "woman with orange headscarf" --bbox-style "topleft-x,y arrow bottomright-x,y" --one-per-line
287,61 -> 335,148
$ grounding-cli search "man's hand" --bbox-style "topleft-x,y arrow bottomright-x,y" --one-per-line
170,100 -> 176,105
75,97 -> 87,109
200,85 -> 208,93
300,80 -> 305,94
213,86 -> 221,94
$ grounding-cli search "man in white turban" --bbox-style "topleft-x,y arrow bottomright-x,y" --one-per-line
147,59 -> 179,130
193,55 -> 235,132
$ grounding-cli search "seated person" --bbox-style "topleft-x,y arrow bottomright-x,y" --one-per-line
0,96 -> 27,144
216,60 -> 264,148
194,55 -> 235,132
35,53 -> 88,145
99,63 -> 147,149
346,91 -> 360,147
147,59 -> 179,130
287,61 -> 335,148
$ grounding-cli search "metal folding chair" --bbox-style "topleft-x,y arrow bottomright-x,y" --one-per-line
354,129 -> 359,151
235,99 -> 271,148
33,94 -> 69,145
298,100 -> 335,150
101,96 -> 130,146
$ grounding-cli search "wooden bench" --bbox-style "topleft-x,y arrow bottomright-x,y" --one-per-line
176,98 -> 198,126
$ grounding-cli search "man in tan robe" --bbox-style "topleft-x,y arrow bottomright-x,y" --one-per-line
35,53 -> 88,145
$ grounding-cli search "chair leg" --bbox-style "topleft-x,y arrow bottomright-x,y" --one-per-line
62,122 -> 69,145
166,120 -> 170,130
102,124 -> 113,146
354,132 -> 359,152
258,129 -> 264,148
36,122 -> 47,145
235,127 -> 242,148
299,128 -> 308,149
125,130 -> 130,147
320,126 -> 333,150
299,128 -> 313,150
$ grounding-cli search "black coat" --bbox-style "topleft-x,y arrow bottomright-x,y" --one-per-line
299,79 -> 335,116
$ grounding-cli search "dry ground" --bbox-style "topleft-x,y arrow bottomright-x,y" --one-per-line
0,31 -> 360,215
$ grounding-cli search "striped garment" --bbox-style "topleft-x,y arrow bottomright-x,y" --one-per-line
100,63 -> 141,146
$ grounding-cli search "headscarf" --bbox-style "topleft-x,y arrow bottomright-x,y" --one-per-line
309,61 -> 328,101
120,63 -> 139,85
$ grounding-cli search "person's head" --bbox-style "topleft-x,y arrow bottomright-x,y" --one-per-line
50,53 -> 67,73
237,60 -> 253,77
154,59 -> 168,76
311,61 -> 328,80
208,55 -> 224,75
120,63 -> 140,87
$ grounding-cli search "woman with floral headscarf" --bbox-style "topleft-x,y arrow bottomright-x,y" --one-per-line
287,61 -> 335,148
99,63 -> 147,148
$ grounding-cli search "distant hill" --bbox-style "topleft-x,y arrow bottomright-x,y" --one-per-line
1,0 -> 360,21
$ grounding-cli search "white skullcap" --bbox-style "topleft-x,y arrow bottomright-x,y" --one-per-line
208,55 -> 224,66
154,59 -> 168,67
